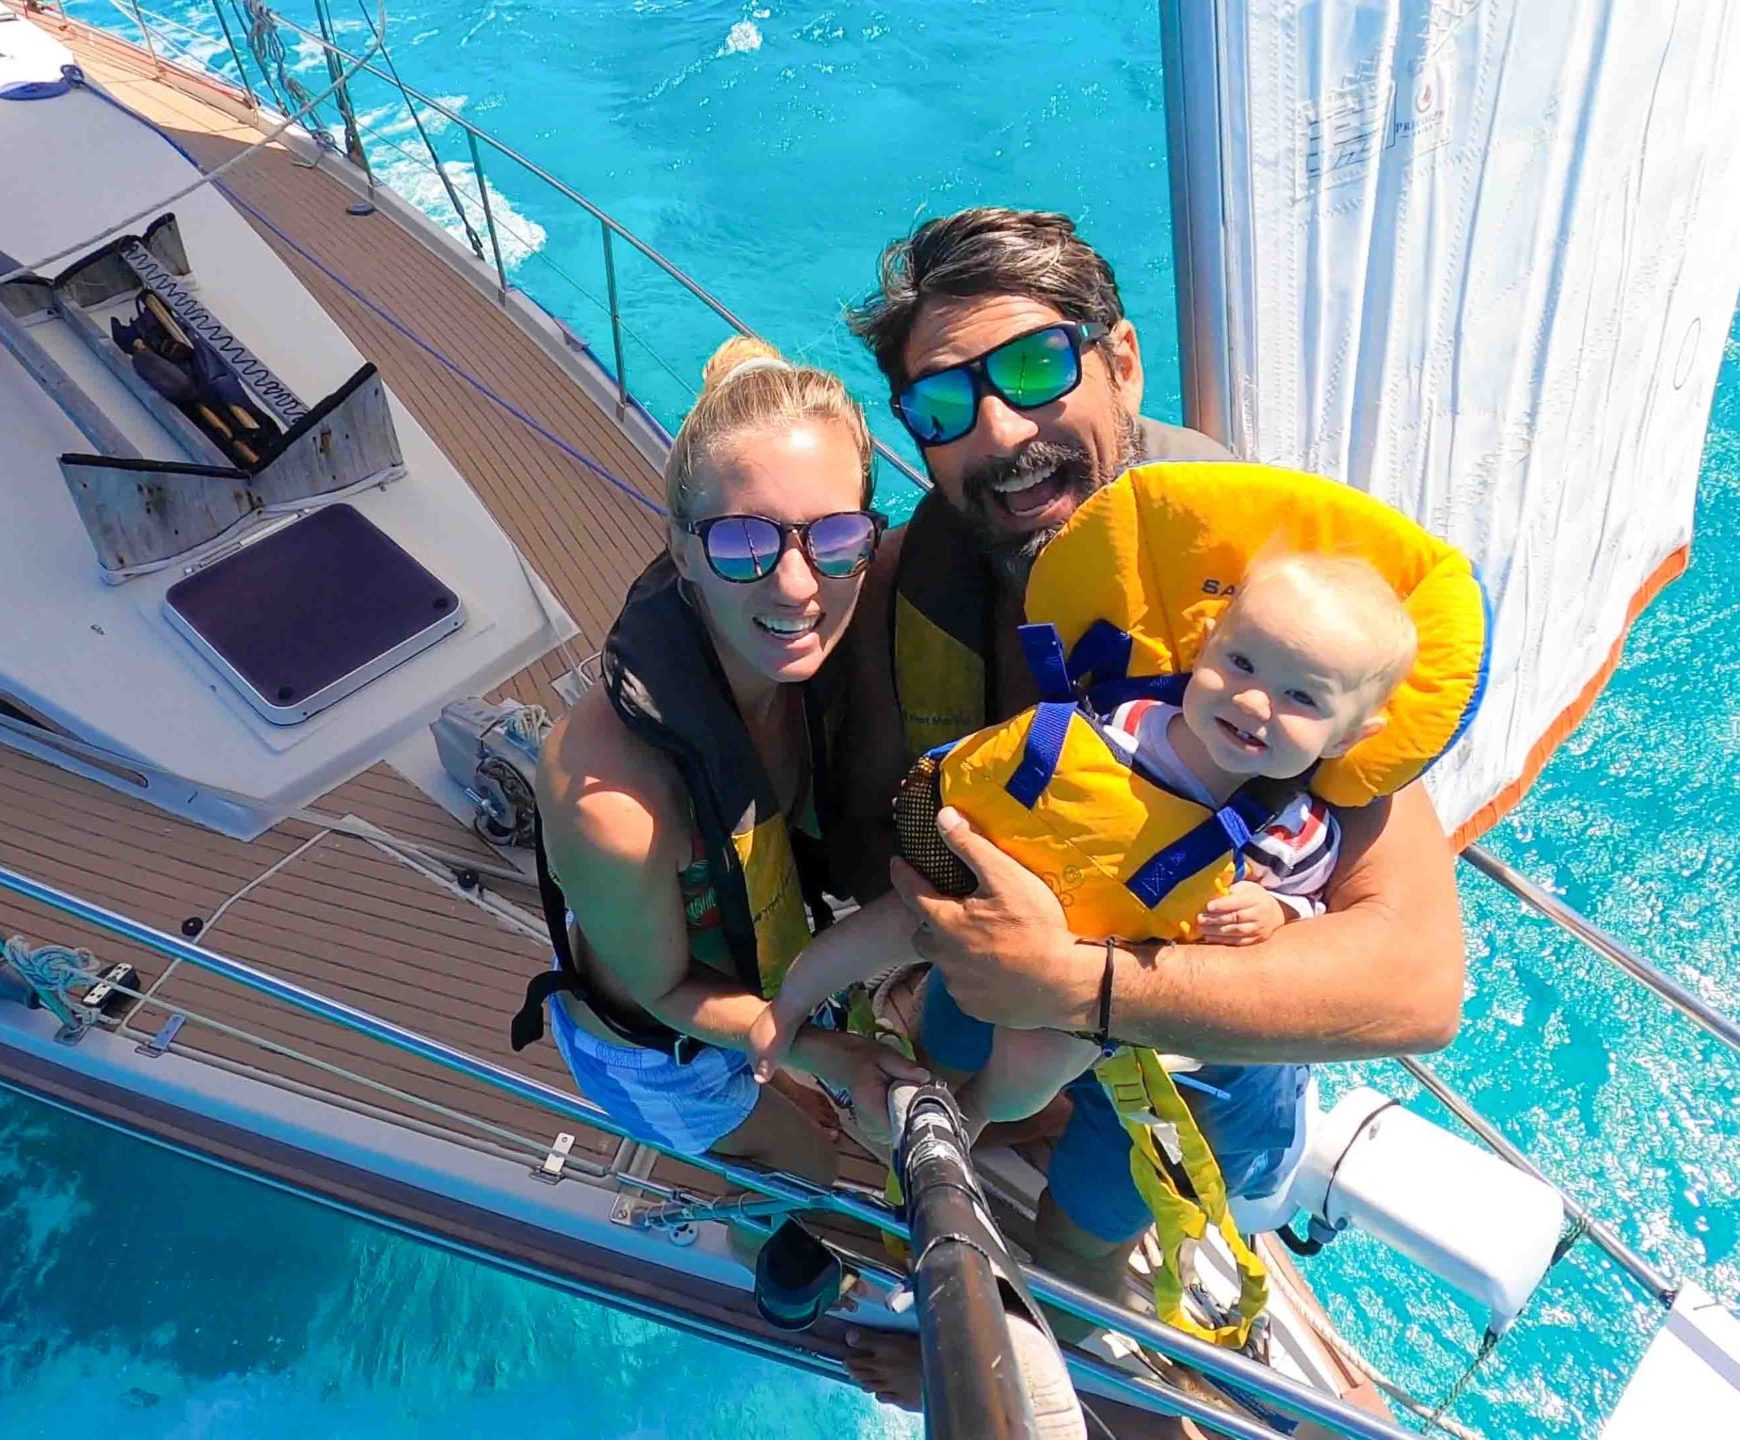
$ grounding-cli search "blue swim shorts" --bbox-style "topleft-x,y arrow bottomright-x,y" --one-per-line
920,974 -> 1307,1243
545,959 -> 758,1156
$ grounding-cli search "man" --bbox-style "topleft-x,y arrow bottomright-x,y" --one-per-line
833,208 -> 1464,1328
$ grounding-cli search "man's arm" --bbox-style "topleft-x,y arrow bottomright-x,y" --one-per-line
893,784 -> 1464,1061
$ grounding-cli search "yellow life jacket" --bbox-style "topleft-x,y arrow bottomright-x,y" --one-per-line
938,462 -> 1489,940
894,462 -> 1489,1346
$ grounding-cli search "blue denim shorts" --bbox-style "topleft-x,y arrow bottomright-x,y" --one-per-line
920,975 -> 1307,1242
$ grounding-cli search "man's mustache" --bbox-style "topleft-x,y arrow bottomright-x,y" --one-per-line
961,440 -> 1093,510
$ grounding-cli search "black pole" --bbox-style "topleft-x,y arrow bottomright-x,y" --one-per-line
893,1082 -> 1059,1440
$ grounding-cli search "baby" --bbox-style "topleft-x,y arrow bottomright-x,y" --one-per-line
749,552 -> 1418,1137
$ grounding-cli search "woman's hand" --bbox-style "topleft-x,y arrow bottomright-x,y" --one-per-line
890,807 -> 1100,1032
843,1045 -> 932,1149
749,998 -> 803,1083
1197,882 -> 1288,945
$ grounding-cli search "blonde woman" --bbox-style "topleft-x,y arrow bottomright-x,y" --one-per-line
517,338 -> 924,1190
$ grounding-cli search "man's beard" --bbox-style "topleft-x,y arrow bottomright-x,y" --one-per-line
957,408 -> 1143,582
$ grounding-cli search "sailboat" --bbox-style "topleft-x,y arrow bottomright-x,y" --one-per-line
1,1 -> 1736,1434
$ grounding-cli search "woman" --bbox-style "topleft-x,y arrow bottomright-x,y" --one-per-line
515,337 -> 923,1190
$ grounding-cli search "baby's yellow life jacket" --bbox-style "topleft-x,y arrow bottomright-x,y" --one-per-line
902,461 -> 1489,1347
933,461 -> 1489,942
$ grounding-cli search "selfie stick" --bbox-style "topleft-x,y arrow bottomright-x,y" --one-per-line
889,1081 -> 1086,1440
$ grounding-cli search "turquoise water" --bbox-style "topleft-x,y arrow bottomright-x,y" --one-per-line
6,2 -> 1737,1435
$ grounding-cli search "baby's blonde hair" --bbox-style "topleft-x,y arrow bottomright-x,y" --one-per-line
1221,552 -> 1418,715
664,336 -> 873,520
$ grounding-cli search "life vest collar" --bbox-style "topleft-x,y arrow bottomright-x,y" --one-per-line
1024,462 -> 1491,807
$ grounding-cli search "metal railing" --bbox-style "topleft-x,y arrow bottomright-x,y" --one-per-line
93,0 -> 929,495
0,861 -> 1413,1440
9,847 -> 1728,1438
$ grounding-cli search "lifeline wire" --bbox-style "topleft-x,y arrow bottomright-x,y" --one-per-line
0,0 -> 391,284
0,938 -> 596,1170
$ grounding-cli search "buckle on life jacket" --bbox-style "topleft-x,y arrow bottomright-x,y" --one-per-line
511,967 -> 703,1065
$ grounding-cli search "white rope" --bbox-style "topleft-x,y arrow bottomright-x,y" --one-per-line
198,826 -> 333,936
350,820 -> 548,943
290,808 -> 530,884
0,0 -> 393,287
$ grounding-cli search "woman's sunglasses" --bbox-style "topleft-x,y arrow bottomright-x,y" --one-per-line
892,320 -> 1111,447
678,510 -> 887,584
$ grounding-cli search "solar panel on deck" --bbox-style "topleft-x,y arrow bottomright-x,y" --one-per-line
164,503 -> 465,725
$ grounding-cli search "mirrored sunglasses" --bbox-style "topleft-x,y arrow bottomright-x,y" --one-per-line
678,510 -> 887,584
892,321 -> 1110,447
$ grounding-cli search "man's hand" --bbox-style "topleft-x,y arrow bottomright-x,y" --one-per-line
845,1046 -> 932,1148
1196,881 -> 1288,946
890,806 -> 1101,1031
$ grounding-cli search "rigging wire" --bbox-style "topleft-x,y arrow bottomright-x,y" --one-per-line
0,934 -> 603,1170
0,0 -> 392,285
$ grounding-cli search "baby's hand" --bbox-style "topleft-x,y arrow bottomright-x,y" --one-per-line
748,998 -> 802,1083
1196,882 -> 1288,946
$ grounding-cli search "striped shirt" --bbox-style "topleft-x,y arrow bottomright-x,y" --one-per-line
1107,699 -> 1339,919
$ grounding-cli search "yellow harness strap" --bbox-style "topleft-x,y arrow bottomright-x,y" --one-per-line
1094,1046 -> 1268,1348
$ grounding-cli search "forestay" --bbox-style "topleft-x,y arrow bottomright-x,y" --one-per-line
1160,0 -> 1740,841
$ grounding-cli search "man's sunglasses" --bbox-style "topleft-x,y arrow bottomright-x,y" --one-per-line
677,510 -> 887,584
892,321 -> 1111,447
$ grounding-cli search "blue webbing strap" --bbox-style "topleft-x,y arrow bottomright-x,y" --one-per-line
1066,619 -> 1134,688
1018,624 -> 1074,702
1127,806 -> 1249,908
1125,780 -> 1306,908
1005,702 -> 1075,808
1084,673 -> 1191,712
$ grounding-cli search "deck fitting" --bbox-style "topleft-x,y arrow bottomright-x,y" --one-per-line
136,1012 -> 185,1058
531,1130 -> 576,1184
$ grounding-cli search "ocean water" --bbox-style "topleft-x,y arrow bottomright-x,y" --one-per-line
6,2 -> 1738,1436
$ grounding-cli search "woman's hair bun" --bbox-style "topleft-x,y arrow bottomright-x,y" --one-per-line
699,336 -> 788,396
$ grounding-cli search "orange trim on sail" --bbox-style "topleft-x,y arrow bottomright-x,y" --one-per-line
1449,546 -> 1689,851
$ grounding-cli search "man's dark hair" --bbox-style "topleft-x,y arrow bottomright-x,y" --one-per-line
846,207 -> 1126,387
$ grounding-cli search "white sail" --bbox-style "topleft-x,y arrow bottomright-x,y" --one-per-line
1160,0 -> 1740,841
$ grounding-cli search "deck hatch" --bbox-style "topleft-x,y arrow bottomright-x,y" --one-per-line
163,503 -> 465,725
